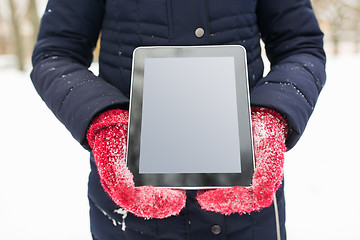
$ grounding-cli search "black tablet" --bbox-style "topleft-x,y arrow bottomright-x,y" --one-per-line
127,45 -> 254,189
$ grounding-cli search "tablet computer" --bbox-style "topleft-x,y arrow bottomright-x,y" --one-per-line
127,45 -> 254,189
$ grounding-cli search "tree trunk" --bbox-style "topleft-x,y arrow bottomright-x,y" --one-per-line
0,8 -> 6,55
331,18 -> 340,55
8,0 -> 25,71
28,0 -> 40,44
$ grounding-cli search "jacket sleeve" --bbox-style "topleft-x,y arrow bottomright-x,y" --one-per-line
251,0 -> 326,149
30,0 -> 129,150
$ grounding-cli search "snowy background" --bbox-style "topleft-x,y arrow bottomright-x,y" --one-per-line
1,51 -> 360,239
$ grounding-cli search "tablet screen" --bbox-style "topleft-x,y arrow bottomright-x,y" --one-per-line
140,57 -> 241,174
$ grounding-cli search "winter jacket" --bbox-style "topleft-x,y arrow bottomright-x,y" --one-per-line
88,156 -> 286,240
31,0 -> 326,239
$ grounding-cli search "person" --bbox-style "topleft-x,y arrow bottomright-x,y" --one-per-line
30,0 -> 326,239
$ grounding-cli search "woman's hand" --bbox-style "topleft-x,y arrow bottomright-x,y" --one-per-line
87,109 -> 186,219
196,107 -> 288,215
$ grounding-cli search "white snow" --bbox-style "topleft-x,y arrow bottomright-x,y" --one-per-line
0,53 -> 359,239
114,207 -> 128,231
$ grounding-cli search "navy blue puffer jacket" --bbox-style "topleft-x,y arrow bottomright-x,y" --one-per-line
31,0 -> 326,239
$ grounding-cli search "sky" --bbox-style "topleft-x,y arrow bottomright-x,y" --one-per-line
0,52 -> 359,239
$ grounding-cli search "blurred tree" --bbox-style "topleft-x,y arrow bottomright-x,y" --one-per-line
1,0 -> 41,70
312,0 -> 344,54
312,0 -> 360,54
343,0 -> 360,52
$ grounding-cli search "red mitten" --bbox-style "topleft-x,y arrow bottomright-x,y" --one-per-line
87,109 -> 186,219
196,107 -> 288,215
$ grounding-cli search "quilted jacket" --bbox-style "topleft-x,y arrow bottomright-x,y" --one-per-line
31,0 -> 326,239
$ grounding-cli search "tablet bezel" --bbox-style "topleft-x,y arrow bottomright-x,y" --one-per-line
127,45 -> 254,189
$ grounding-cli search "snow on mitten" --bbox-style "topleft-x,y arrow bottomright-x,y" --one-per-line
196,107 -> 288,215
87,109 -> 186,219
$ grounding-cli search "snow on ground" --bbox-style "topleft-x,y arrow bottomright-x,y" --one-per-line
0,61 -> 92,239
0,53 -> 359,239
284,54 -> 360,240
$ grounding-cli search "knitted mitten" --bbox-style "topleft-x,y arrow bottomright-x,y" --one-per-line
196,107 -> 288,215
87,109 -> 186,219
